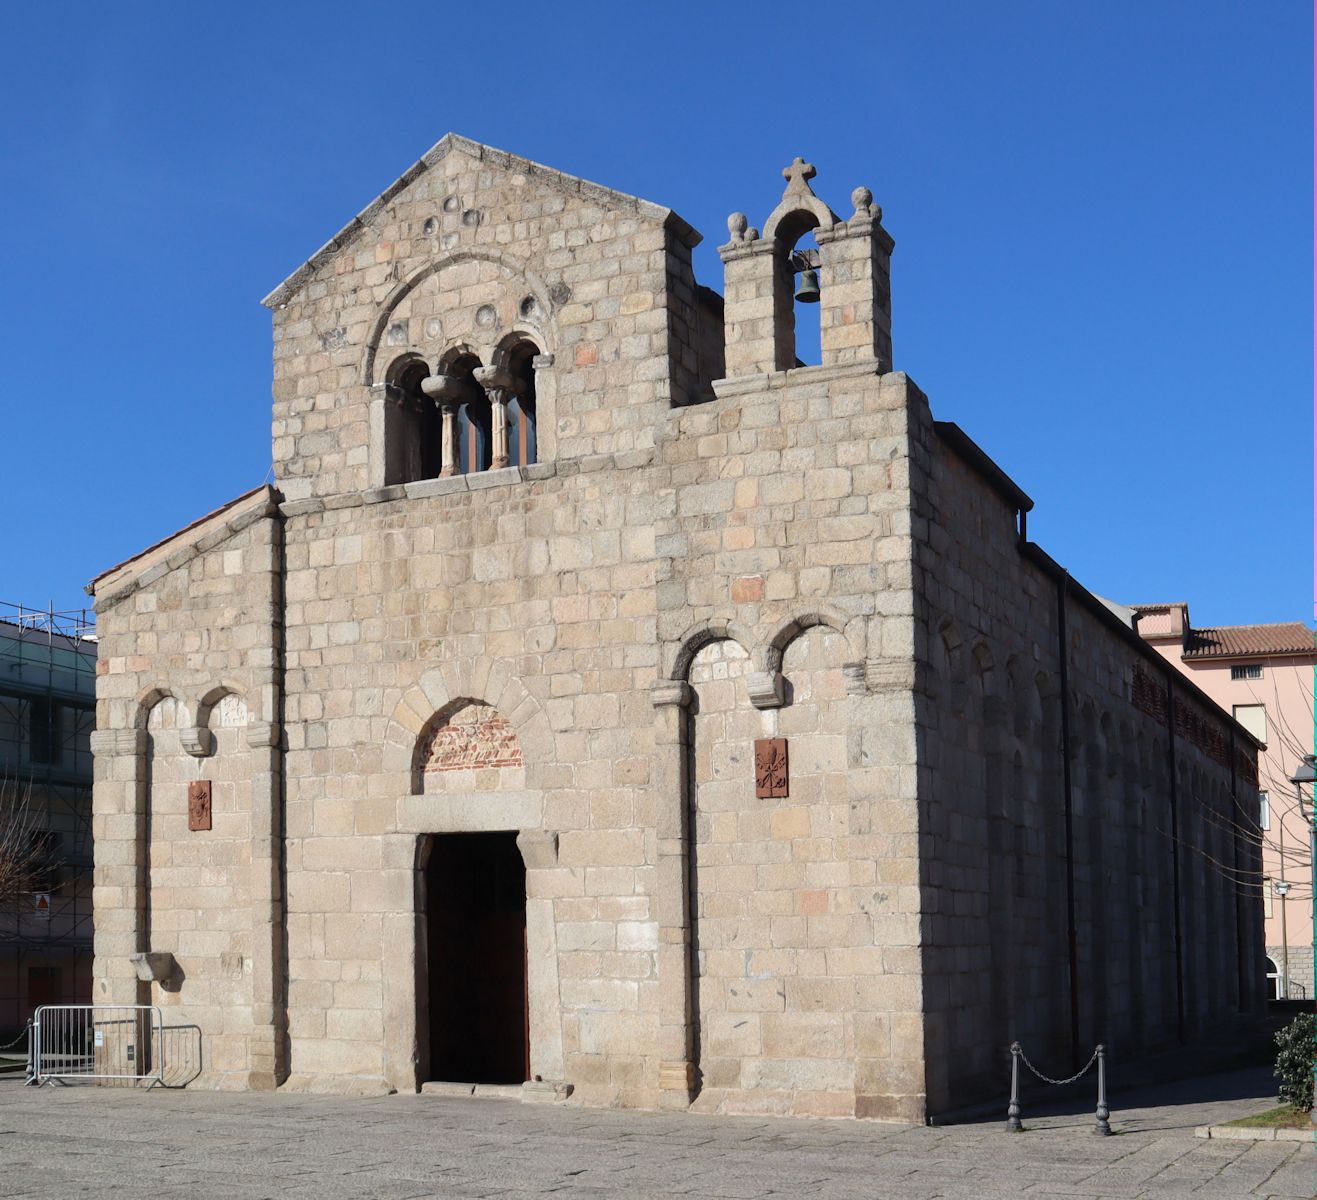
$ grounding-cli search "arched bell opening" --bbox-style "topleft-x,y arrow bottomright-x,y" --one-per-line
774,210 -> 822,369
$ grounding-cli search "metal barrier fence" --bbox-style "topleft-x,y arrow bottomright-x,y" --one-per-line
30,1005 -> 165,1088
1005,1040 -> 1110,1135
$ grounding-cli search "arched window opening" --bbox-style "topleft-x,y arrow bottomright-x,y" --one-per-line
1265,955 -> 1281,1000
384,359 -> 435,486
446,353 -> 489,475
506,341 -> 539,468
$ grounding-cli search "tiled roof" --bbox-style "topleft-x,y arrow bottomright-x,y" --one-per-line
1182,622 -> 1317,660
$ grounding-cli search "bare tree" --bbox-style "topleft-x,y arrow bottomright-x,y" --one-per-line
0,777 -> 53,909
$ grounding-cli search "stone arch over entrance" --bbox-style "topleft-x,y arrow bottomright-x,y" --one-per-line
383,659 -> 553,780
379,658 -> 563,1094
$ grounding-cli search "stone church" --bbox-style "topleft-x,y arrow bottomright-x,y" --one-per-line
88,135 -> 1263,1122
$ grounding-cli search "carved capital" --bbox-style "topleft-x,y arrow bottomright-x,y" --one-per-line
473,365 -> 520,399
90,729 -> 147,758
179,726 -> 214,758
866,659 -> 915,692
651,681 -> 693,710
530,353 -> 555,371
745,671 -> 785,710
420,372 -> 474,406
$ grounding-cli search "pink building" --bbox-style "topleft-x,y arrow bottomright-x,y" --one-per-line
1131,602 -> 1317,1000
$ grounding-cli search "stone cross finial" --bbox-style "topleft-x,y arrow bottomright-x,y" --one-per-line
781,157 -> 818,198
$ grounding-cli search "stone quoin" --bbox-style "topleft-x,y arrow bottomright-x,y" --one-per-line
87,135 -> 1264,1120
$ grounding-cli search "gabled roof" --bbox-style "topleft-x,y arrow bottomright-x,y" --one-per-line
1182,622 -> 1317,661
261,133 -> 700,310
87,485 -> 279,606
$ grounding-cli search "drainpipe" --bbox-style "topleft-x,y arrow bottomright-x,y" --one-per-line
1055,571 -> 1081,1067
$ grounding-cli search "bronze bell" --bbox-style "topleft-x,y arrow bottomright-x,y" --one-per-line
794,267 -> 820,303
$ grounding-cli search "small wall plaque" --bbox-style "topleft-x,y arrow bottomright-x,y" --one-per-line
188,780 -> 212,831
754,738 -> 789,799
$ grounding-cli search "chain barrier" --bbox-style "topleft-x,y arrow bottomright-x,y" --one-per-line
0,1024 -> 30,1052
1018,1044 -> 1099,1086
1006,1041 -> 1111,1136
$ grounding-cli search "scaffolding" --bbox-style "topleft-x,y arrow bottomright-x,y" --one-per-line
0,601 -> 96,1038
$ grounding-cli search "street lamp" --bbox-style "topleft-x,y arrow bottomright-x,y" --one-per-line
1285,753 -> 1316,1116
1274,880 -> 1292,999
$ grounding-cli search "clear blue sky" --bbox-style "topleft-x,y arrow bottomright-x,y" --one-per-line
0,2 -> 1310,628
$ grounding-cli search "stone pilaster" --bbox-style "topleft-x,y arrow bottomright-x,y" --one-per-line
244,514 -> 286,1089
651,680 -> 696,1105
516,829 -> 567,1087
372,381 -> 426,487
90,727 -> 149,1007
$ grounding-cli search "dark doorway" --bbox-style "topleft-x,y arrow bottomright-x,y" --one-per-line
424,831 -> 528,1084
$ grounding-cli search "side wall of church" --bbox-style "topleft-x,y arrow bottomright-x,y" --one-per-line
91,498 -> 283,1089
910,420 -> 1264,1116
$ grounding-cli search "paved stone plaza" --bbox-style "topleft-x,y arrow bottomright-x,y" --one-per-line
0,1067 -> 1310,1198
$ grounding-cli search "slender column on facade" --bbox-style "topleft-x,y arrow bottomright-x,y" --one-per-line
438,403 -> 459,476
420,373 -> 470,477
651,680 -> 696,1106
473,365 -> 518,470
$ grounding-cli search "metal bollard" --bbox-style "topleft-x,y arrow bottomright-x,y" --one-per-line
1006,1041 -> 1023,1131
1094,1044 -> 1111,1136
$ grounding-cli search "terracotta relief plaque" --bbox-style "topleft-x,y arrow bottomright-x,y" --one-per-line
420,703 -> 523,774
188,781 -> 212,831
754,738 -> 789,799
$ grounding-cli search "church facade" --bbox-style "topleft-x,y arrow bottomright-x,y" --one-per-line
88,136 -> 1263,1122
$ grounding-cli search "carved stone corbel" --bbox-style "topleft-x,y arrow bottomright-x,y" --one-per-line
515,830 -> 559,871
129,951 -> 176,983
746,671 -> 785,710
179,726 -> 214,758
245,720 -> 281,749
